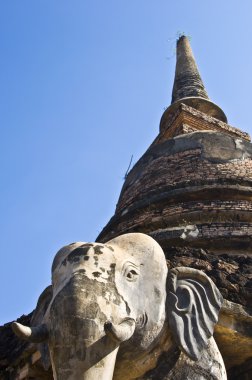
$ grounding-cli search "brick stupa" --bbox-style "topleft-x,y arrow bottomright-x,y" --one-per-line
0,36 -> 252,380
98,36 -> 252,379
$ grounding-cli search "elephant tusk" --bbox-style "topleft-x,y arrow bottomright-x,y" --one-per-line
11,322 -> 49,343
104,318 -> 136,343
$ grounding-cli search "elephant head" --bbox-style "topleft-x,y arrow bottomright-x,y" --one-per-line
12,233 -> 226,380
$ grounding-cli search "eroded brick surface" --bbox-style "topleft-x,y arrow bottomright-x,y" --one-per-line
117,149 -> 252,213
164,247 -> 252,307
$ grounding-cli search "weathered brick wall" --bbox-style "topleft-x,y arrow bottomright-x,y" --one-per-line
98,131 -> 252,253
164,246 -> 252,307
159,103 -> 250,141
98,201 -> 252,242
117,148 -> 252,214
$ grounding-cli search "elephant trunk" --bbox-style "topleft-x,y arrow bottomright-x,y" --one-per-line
51,343 -> 119,380
83,349 -> 119,380
49,320 -> 136,380
48,271 -> 135,380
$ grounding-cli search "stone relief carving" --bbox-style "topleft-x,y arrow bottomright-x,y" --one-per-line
12,233 -> 226,379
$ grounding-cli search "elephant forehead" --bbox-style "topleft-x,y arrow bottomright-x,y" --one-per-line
52,243 -> 116,291
107,233 -> 167,268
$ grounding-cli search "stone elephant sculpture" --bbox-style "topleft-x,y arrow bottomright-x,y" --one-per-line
12,233 -> 227,380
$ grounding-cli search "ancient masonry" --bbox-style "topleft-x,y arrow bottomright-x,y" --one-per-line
1,35 -> 252,379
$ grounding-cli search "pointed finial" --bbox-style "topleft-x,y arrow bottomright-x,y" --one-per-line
172,35 -> 209,102
160,35 -> 227,132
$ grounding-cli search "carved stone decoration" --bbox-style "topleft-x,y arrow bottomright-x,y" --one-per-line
12,233 -> 226,380
167,267 -> 223,360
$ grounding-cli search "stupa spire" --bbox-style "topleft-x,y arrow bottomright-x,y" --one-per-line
160,35 -> 227,132
172,35 -> 209,102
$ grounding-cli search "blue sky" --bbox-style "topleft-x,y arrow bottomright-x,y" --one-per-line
1,1 -> 252,324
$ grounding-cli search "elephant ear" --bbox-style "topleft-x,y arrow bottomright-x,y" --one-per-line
30,285 -> 53,370
167,267 -> 223,361
31,285 -> 52,326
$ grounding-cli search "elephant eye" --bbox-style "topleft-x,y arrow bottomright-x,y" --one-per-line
127,269 -> 137,280
122,262 -> 140,282
125,268 -> 139,282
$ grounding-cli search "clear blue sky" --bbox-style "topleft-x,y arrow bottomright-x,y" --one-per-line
1,1 -> 252,324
